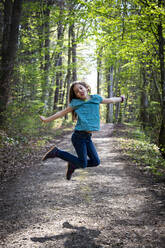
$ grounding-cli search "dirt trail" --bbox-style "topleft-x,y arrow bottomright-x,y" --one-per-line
0,124 -> 165,248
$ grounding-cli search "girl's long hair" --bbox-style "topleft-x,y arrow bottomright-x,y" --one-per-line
69,81 -> 91,120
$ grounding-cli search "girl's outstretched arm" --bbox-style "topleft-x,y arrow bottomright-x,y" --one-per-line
101,96 -> 124,104
40,106 -> 73,123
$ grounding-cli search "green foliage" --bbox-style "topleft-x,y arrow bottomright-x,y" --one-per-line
3,100 -> 44,143
119,125 -> 165,177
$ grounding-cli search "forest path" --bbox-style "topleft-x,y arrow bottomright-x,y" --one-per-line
0,124 -> 165,248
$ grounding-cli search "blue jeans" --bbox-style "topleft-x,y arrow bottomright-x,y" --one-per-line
56,131 -> 100,169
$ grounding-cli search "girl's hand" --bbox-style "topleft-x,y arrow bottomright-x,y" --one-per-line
121,95 -> 125,102
40,115 -> 47,123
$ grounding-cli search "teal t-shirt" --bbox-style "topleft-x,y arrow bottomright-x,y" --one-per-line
69,94 -> 103,131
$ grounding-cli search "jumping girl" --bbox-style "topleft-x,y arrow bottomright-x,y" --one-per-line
40,81 -> 124,180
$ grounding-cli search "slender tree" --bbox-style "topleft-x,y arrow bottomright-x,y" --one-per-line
41,0 -> 51,111
106,65 -> 114,123
157,0 -> 165,157
70,22 -> 77,81
53,0 -> 65,110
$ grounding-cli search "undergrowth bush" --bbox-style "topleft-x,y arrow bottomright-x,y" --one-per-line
119,125 -> 165,178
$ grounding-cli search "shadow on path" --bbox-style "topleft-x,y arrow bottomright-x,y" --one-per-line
31,222 -> 102,248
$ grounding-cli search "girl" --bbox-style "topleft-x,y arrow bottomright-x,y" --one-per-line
40,81 -> 124,180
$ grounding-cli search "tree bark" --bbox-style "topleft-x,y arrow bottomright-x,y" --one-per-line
41,0 -> 51,111
53,0 -> 64,110
0,0 -> 22,123
139,66 -> 149,129
158,0 -> 165,157
70,23 -> 77,82
106,65 -> 114,123
97,49 -> 102,95
65,25 -> 72,107
0,4 -> 4,55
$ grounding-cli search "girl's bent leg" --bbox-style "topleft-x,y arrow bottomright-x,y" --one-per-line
71,132 -> 88,168
86,136 -> 100,167
57,149 -> 84,169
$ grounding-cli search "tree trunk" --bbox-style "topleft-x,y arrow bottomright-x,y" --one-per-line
0,0 -> 22,123
139,67 -> 149,129
65,25 -> 72,107
158,0 -> 165,157
71,23 -> 77,82
114,65 -> 119,123
106,65 -> 114,123
53,0 -> 64,110
0,4 -> 3,54
42,1 -> 51,111
97,49 -> 102,95
54,55 -> 63,110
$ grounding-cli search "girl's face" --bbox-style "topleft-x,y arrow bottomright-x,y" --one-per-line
73,83 -> 89,100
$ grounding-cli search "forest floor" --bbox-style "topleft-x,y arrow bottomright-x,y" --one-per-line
0,123 -> 165,248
